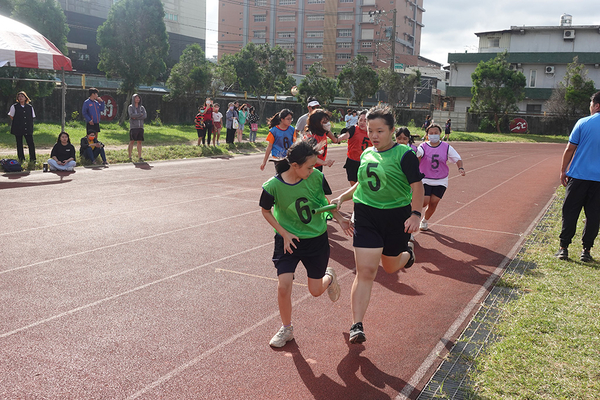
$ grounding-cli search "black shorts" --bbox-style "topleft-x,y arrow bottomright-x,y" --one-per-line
272,231 -> 330,279
353,202 -> 411,257
130,128 -> 144,141
424,184 -> 447,199
343,158 -> 360,182
86,123 -> 100,134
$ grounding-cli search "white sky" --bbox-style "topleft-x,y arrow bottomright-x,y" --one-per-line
205,1 -> 599,66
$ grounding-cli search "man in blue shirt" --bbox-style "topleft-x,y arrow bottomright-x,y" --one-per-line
82,87 -> 105,137
557,91 -> 600,262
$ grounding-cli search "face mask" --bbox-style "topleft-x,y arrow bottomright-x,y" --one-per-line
229,106 -> 234,110
428,134 -> 440,143
323,122 -> 331,131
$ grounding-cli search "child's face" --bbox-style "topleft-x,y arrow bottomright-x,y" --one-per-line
292,155 -> 317,180
396,134 -> 409,145
367,118 -> 394,151
280,114 -> 293,128
357,114 -> 367,130
214,105 -> 219,111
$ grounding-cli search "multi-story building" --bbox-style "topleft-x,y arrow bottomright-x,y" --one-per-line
218,0 -> 431,77
447,14 -> 600,114
57,0 -> 206,74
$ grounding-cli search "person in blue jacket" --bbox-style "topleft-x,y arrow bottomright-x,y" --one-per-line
82,87 -> 105,138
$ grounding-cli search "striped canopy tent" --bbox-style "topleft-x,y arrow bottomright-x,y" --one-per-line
0,14 -> 72,70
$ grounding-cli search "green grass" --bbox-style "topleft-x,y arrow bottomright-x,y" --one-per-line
467,187 -> 600,399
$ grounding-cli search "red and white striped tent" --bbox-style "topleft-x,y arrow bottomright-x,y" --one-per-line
0,14 -> 72,71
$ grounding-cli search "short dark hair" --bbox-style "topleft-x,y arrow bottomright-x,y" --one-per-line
307,109 -> 331,135
366,105 -> 395,131
426,123 -> 443,135
88,87 -> 98,96
591,91 -> 600,105
275,139 -> 322,175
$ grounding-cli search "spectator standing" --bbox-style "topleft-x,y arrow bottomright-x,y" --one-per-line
7,91 -> 36,163
128,94 -> 147,161
556,91 -> 600,262
225,102 -> 238,144
295,97 -> 320,137
47,132 -> 76,171
82,87 -> 105,138
212,103 -> 223,146
237,104 -> 248,142
247,106 -> 259,143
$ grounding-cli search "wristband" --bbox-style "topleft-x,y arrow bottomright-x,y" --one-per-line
411,210 -> 422,218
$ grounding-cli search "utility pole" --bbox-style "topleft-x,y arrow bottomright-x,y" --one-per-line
390,9 -> 397,72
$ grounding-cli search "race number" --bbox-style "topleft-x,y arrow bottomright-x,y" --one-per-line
295,197 -> 312,224
361,137 -> 370,151
366,162 -> 381,191
431,154 -> 440,169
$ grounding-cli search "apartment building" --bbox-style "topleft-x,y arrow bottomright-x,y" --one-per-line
57,0 -> 206,73
218,0 -> 429,77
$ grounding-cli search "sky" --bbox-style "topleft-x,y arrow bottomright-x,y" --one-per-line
205,1 -> 599,66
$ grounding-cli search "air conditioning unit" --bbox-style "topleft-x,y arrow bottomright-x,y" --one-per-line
509,63 -> 518,71
545,66 -> 555,74
563,29 -> 575,39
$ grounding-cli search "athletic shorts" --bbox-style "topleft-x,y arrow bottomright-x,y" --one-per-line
353,202 -> 411,257
315,165 -> 332,195
424,184 -> 447,199
86,123 -> 100,134
343,157 -> 360,182
272,231 -> 329,279
129,128 -> 144,141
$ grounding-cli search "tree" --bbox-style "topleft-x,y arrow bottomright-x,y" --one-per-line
12,0 -> 69,54
297,62 -> 337,108
378,68 -> 421,107
97,0 -> 169,123
164,44 -> 212,104
470,52 -> 526,133
0,0 -> 14,16
220,43 -> 294,121
337,55 -> 380,106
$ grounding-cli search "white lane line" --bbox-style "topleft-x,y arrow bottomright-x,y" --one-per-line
0,242 -> 273,339
0,209 -> 260,276
395,181 -> 557,399
215,268 -> 308,287
424,223 -> 522,237
125,267 -> 356,399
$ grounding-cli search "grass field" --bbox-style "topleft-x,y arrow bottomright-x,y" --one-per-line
467,187 -> 600,399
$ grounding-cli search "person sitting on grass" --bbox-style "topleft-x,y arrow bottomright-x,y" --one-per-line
80,131 -> 108,166
47,132 -> 76,171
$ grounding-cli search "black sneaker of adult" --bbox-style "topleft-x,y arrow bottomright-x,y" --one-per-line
349,322 -> 366,344
555,248 -> 568,260
580,249 -> 593,262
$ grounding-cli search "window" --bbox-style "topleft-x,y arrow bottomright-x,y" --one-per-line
307,31 -> 324,38
307,14 -> 324,21
306,53 -> 323,59
336,64 -> 345,71
279,0 -> 296,4
361,42 -> 372,48
253,30 -> 266,38
361,29 -> 374,40
338,29 -> 352,37
529,70 -> 537,88
254,15 -> 266,22
337,42 -> 351,48
278,32 -> 295,38
362,0 -> 375,4
279,43 -> 295,49
338,12 -> 354,21
279,15 -> 296,22
359,52 -> 373,62
488,37 -> 500,47
340,0 -> 353,3
254,0 -> 267,5
362,13 -> 374,23
164,13 -> 178,21
308,0 -> 324,3
306,43 -> 323,49
526,104 -> 542,113
337,53 -> 352,60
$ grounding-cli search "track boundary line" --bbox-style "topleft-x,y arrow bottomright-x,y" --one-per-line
215,268 -> 308,287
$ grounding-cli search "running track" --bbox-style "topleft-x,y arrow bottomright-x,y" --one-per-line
0,142 -> 564,399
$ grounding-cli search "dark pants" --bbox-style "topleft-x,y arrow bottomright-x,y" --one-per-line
198,121 -> 213,145
86,123 -> 100,134
226,128 -> 236,144
15,134 -> 36,161
560,177 -> 600,249
83,147 -> 107,163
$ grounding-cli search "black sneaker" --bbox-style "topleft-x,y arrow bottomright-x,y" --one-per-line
580,249 -> 593,262
555,248 -> 568,260
404,242 -> 415,269
349,322 -> 366,344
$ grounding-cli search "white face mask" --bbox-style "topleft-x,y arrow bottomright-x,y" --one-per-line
428,134 -> 440,143
229,106 -> 234,110
323,122 -> 331,131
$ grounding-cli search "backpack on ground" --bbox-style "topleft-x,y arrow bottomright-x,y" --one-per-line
1,158 -> 23,172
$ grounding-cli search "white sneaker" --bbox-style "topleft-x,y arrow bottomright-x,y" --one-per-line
269,325 -> 294,347
325,267 -> 340,302
410,234 -> 415,242
419,219 -> 428,231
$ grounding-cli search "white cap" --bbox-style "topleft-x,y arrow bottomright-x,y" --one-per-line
307,100 -> 320,107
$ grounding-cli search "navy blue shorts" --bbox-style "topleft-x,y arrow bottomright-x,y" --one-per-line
272,231 -> 330,279
353,202 -> 411,257
424,184 -> 447,199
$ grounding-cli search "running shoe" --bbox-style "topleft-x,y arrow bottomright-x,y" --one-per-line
555,248 -> 568,260
325,267 -> 340,302
269,325 -> 294,347
349,322 -> 366,344
580,249 -> 593,262
404,242 -> 415,269
419,219 -> 428,231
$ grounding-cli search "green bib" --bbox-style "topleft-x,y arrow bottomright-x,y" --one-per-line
262,169 -> 329,239
353,144 -> 413,209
